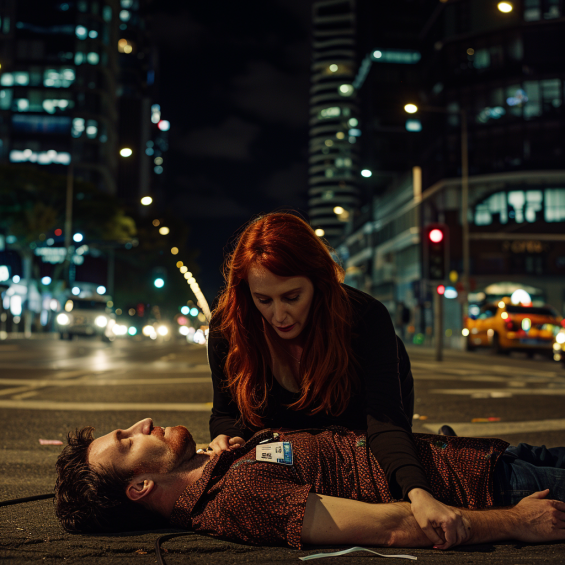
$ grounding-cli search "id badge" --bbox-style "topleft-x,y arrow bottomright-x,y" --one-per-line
255,441 -> 293,465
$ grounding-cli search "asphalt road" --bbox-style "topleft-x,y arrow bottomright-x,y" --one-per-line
1,336 -> 565,564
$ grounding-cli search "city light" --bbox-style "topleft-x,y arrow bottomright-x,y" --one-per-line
128,327 -> 137,336
141,196 -> 153,206
190,307 -> 199,317
315,228 -> 325,237
333,206 -> 344,215
57,313 -> 69,325
181,306 -> 189,315
171,247 -> 179,255
436,284 -> 445,295
41,276 -> 51,285
338,84 -> 354,97
97,285 -> 106,294
373,50 -> 382,59
13,275 -> 20,283
329,64 -> 338,72
95,315 -> 108,328
120,147 -> 133,157
159,226 -> 170,235
157,325 -> 168,336
154,278 -> 164,288
71,286 -> 80,295
429,229 -> 444,243
462,328 -> 470,336
176,261 -> 183,268
73,233 -> 84,242
180,266 -> 188,273
158,120 -> 170,132
179,326 -> 189,336
404,104 -> 418,114
497,2 -> 513,13
152,219 -> 160,227
361,169 -> 372,178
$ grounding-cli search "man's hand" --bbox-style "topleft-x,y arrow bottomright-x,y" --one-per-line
511,490 -> 565,543
409,488 -> 468,549
208,434 -> 245,456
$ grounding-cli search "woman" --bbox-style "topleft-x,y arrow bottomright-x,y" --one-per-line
207,212 -> 466,548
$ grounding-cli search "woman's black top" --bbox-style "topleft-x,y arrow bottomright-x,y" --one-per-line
207,284 -> 431,499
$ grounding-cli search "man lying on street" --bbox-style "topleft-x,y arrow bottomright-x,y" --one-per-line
54,419 -> 565,550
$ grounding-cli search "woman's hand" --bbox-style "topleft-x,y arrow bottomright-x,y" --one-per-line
408,488 -> 468,549
208,434 -> 246,456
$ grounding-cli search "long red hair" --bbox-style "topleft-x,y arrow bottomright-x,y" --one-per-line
212,212 -> 355,429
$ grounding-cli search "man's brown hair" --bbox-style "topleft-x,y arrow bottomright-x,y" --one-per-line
55,426 -> 166,533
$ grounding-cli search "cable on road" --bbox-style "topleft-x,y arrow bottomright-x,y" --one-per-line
0,493 -> 54,507
155,531 -> 195,565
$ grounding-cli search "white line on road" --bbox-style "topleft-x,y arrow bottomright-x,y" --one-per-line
431,388 -> 565,396
422,418 -> 565,437
0,377 -> 212,387
0,400 -> 213,412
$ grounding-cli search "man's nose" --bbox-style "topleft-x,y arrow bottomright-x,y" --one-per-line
127,417 -> 153,435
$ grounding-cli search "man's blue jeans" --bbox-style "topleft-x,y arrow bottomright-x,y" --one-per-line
493,443 -> 565,506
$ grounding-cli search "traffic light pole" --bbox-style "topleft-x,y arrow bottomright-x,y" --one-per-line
434,287 -> 443,362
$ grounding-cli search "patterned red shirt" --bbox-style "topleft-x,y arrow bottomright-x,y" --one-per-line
170,428 -> 508,548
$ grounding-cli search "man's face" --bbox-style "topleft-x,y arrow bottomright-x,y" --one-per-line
247,266 -> 314,341
88,418 -> 196,477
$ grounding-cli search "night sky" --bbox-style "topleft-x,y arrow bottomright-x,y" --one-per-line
148,0 -> 312,301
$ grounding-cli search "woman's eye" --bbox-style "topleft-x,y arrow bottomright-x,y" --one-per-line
287,296 -> 299,302
258,299 -> 270,304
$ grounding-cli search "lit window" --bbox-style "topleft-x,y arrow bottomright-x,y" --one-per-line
86,119 -> 97,138
102,5 -> 112,22
88,30 -> 98,38
14,72 -> 29,86
75,25 -> 88,39
405,119 -> 422,132
119,10 -> 131,21
524,0 -> 541,21
10,149 -> 71,165
0,73 -> 14,86
72,117 -> 85,138
319,106 -> 340,119
545,189 -> 565,222
15,98 -> 29,111
523,81 -> 541,120
75,52 -> 84,65
87,52 -> 99,65
0,89 -> 12,110
43,68 -> 75,88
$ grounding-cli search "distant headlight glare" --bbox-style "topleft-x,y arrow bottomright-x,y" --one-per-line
57,313 -> 70,325
95,315 -> 108,328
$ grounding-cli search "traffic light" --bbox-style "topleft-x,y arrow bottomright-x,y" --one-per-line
423,223 -> 448,281
152,267 -> 167,289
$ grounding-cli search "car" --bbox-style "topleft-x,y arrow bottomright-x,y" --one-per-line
56,296 -> 116,341
465,297 -> 564,356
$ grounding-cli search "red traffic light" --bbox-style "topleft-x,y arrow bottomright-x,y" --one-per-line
436,284 -> 445,295
429,228 -> 444,243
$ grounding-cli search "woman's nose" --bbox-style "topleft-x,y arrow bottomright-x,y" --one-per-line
273,303 -> 287,323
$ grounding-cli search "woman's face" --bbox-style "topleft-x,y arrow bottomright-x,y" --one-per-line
247,266 -> 314,340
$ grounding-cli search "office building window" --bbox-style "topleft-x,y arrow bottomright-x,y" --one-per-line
102,6 -> 112,22
524,0 -> 541,20
16,40 -> 45,60
43,68 -> 75,88
12,115 -> 71,134
0,89 -> 12,110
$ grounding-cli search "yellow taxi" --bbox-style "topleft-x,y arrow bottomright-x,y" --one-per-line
464,297 -> 563,356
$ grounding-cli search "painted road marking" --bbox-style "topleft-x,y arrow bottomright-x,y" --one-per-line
0,377 -> 212,387
422,418 -> 565,437
0,400 -> 214,411
431,388 -> 565,396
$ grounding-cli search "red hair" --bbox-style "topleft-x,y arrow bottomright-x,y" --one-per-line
212,212 -> 355,429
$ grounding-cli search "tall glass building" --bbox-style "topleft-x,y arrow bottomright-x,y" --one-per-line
0,0 -> 120,193
309,0 -> 360,241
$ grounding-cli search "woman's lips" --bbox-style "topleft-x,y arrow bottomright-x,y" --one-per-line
276,323 -> 296,333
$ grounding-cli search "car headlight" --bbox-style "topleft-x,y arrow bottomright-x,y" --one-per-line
157,325 -> 168,336
57,313 -> 70,325
95,315 -> 108,328
556,332 -> 565,345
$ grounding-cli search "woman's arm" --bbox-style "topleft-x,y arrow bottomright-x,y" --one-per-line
207,328 -> 246,440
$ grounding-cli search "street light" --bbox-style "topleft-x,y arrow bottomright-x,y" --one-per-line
497,2 -> 513,13
140,196 -> 152,206
404,102 -> 469,309
120,148 -> 133,157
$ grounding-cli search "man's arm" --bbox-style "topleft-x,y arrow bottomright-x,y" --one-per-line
301,490 -> 565,548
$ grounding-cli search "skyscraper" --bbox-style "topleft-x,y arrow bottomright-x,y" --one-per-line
309,0 -> 360,241
0,0 -> 120,193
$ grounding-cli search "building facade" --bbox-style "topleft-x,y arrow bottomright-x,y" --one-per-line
336,0 -> 565,344
309,0 -> 361,241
